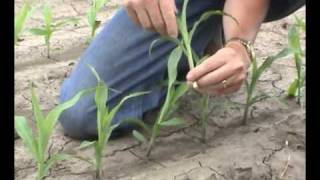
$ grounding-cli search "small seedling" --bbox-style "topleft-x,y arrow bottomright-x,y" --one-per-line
87,0 -> 109,42
29,3 -> 78,58
78,65 -> 148,179
287,16 -> 305,105
14,83 -> 91,180
15,1 -> 33,45
243,48 -> 291,124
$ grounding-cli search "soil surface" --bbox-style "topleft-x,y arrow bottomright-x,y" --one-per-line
15,1 -> 305,180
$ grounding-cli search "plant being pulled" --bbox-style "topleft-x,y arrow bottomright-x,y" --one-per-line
131,0 -> 237,156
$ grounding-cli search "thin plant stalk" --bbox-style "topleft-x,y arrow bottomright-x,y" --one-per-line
15,84 -> 92,180
243,48 -> 291,124
80,65 -> 148,179
29,3 -> 78,58
287,17 -> 305,105
87,0 -> 109,41
15,1 -> 33,45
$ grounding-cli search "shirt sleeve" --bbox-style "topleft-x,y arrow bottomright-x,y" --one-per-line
264,0 -> 305,22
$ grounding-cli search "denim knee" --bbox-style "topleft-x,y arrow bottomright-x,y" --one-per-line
59,93 -> 99,140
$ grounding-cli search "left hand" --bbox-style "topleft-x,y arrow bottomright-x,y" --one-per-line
186,41 -> 251,96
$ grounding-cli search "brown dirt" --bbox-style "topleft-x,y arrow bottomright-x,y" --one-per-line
15,1 -> 305,179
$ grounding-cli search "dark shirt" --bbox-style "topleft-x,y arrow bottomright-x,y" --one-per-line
264,0 -> 305,22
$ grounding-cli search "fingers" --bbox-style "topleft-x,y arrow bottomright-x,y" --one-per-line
186,55 -> 226,82
159,0 -> 178,38
205,72 -> 246,92
215,81 -> 243,95
125,7 -> 140,26
123,0 -> 178,37
124,0 -> 153,30
134,4 -> 154,31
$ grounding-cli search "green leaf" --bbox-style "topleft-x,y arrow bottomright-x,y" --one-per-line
158,118 -> 184,127
132,130 -> 147,143
30,84 -> 46,158
15,1 -> 32,44
44,88 -> 93,141
171,83 -> 188,104
167,46 -> 183,87
181,0 -> 189,34
288,25 -> 302,54
104,123 -> 119,143
287,79 -> 298,97
95,81 -> 109,139
42,153 -> 70,179
106,91 -> 150,127
29,28 -> 47,36
149,37 -> 180,58
95,0 -> 108,11
189,10 -> 238,44
121,118 -> 151,135
249,48 -> 291,95
43,3 -> 52,27
78,141 -> 96,150
294,15 -> 305,32
257,48 -> 291,78
87,64 -> 101,82
195,54 -> 209,66
14,116 -> 38,160
87,6 -> 97,27
54,17 -> 79,28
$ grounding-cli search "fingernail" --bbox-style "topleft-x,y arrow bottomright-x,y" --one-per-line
193,82 -> 198,89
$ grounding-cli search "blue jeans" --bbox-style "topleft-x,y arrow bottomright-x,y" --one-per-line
59,0 -> 225,140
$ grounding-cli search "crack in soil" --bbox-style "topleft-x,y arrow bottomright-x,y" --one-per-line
198,161 -> 229,180
128,150 -> 166,168
104,142 -> 141,158
270,72 -> 286,96
262,145 -> 284,180
173,161 -> 228,180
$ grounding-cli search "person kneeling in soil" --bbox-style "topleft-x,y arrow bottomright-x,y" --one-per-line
59,0 -> 305,140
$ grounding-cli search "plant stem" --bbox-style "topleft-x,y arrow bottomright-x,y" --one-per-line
37,162 -> 45,180
95,148 -> 102,180
186,45 -> 194,69
243,93 -> 251,125
200,95 -> 209,143
146,128 -> 157,157
47,43 -> 50,58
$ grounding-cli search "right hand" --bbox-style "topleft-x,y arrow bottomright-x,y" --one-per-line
123,0 -> 178,38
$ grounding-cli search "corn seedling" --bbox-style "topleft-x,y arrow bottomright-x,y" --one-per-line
15,1 -> 33,45
87,0 -> 109,41
144,0 -> 237,149
29,3 -> 78,58
78,65 -> 148,179
243,48 -> 291,124
287,17 -> 305,105
14,83 -> 91,180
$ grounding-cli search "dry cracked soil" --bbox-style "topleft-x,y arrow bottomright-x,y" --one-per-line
15,0 -> 306,180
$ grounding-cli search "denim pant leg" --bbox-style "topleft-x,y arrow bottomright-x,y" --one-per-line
59,0 -> 224,140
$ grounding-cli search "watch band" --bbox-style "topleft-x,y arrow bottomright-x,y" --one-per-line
225,37 -> 256,61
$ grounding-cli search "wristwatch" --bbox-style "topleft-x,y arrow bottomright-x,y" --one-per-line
225,37 -> 256,61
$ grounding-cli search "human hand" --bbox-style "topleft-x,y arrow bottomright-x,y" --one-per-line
123,0 -> 178,38
186,41 -> 251,96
